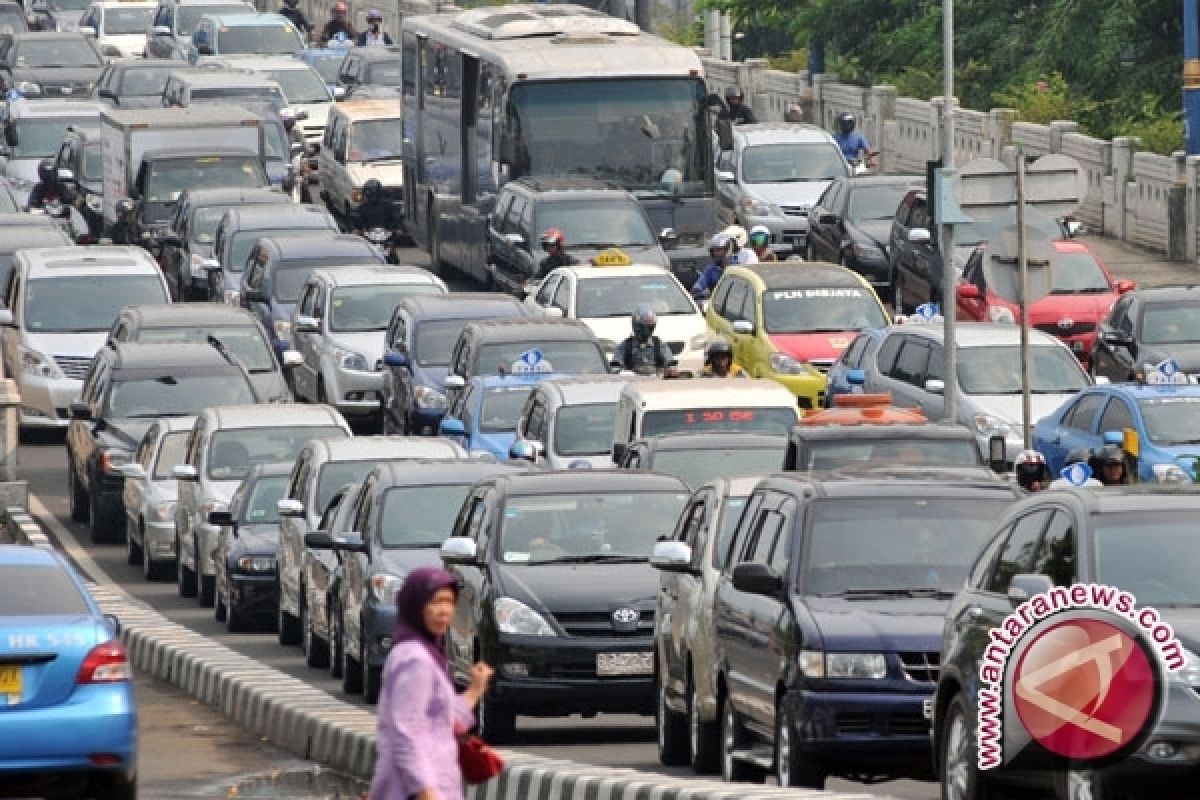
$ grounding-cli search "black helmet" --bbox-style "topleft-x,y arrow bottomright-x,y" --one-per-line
1063,448 -> 1091,466
705,336 -> 733,364
37,159 -> 55,183
837,111 -> 856,135
363,179 -> 383,200
632,303 -> 657,341
1098,444 -> 1125,466
283,0 -> 297,7
724,86 -> 742,101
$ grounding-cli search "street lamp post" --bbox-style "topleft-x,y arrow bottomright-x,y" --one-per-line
1185,0 -> 1200,154
941,0 -> 958,423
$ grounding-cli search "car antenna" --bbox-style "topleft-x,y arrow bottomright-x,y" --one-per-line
207,334 -> 263,403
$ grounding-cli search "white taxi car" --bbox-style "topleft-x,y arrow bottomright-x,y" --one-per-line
80,0 -> 158,59
524,250 -> 708,373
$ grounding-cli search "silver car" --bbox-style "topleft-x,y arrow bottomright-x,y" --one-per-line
650,476 -> 758,773
173,403 -> 351,608
513,375 -> 645,469
119,416 -> 194,580
298,480 -> 363,675
290,266 -> 447,423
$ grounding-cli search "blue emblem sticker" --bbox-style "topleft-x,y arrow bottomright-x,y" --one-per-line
1061,462 -> 1093,486
511,348 -> 553,374
913,303 -> 939,322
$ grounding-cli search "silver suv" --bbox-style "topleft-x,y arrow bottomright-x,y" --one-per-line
715,124 -> 850,254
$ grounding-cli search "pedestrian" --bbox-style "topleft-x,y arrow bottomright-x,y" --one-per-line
370,566 -> 494,800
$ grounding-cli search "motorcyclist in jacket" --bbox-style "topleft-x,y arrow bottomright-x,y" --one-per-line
279,0 -> 311,38
319,1 -> 355,43
1094,444 -> 1131,486
833,112 -> 873,164
748,225 -> 777,262
535,228 -> 578,279
613,304 -> 677,375
701,337 -> 745,377
1013,449 -> 1049,492
717,86 -> 757,125
351,179 -> 399,233
26,159 -> 62,210
691,234 -> 729,299
356,9 -> 393,46
110,198 -> 142,245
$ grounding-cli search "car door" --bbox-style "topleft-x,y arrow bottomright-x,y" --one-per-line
808,182 -> 841,261
175,418 -> 206,570
443,491 -> 489,684
278,451 -> 312,617
380,311 -> 409,427
291,280 -> 322,401
905,197 -> 938,303
1039,392 -> 1105,472
715,150 -> 738,223
67,358 -> 106,489
487,190 -> 515,274
492,193 -> 527,287
1094,294 -> 1136,380
658,492 -> 709,697
514,197 -> 537,281
340,478 -> 376,657
721,278 -> 751,364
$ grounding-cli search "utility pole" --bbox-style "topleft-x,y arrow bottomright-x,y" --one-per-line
1186,0 -> 1200,154
1016,154 -> 1033,449
940,0 -> 958,423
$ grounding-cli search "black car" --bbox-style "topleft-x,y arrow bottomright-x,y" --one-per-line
209,461 -> 291,631
1092,285 -> 1200,381
157,186 -> 286,300
107,303 -> 291,402
782,422 -> 1002,473
94,58 -> 191,109
380,293 -> 531,435
806,175 -> 921,301
712,471 -> 1020,788
616,432 -> 786,489
51,124 -> 103,238
0,32 -> 104,98
65,341 -> 259,542
447,317 -> 610,392
933,486 -> 1200,800
334,45 -> 402,99
438,470 -> 690,742
307,459 -> 530,703
131,148 -> 269,235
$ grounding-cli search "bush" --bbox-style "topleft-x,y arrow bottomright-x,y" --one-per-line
992,72 -> 1097,126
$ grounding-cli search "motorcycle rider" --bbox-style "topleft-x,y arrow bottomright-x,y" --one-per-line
110,198 -> 142,245
319,1 -> 355,43
613,304 -> 677,375
723,224 -> 758,265
356,9 -> 392,46
26,159 -> 62,210
691,234 -> 729,299
536,228 -> 577,279
748,225 -> 777,262
1013,449 -> 1049,492
351,179 -> 399,233
1048,448 -> 1103,488
718,86 -> 757,125
278,0 -> 311,38
833,112 -> 873,165
701,337 -> 745,378
1094,444 -> 1131,486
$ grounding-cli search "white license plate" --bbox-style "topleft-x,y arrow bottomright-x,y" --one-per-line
596,652 -> 653,677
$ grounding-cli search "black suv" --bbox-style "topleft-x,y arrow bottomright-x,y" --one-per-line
335,46 -> 402,99
52,125 -> 103,239
933,487 -> 1200,800
782,422 -> 1002,473
1092,285 -> 1200,382
65,341 -> 259,543
485,176 -> 671,293
94,58 -> 189,110
439,470 -> 690,741
712,471 -> 1020,788
616,431 -> 786,489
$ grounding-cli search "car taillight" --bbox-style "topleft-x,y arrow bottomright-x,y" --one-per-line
76,641 -> 131,684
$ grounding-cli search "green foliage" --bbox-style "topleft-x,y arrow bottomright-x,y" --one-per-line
657,12 -> 703,47
993,72 -> 1098,127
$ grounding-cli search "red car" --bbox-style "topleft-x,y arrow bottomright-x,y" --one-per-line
954,239 -> 1135,368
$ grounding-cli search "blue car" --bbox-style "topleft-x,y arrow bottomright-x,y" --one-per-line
1033,379 -> 1200,481
0,545 -> 136,798
438,374 -> 557,459
822,327 -> 887,407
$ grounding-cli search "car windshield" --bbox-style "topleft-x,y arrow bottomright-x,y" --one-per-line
104,6 -> 154,33
0,8 -> 27,30
1137,398 -> 1200,445
957,345 -> 1089,394
0,564 -> 89,614
365,60 -> 403,86
414,319 -> 467,366
217,23 -> 304,54
191,86 -> 286,111
499,490 -> 688,564
330,285 -> 444,332
206,425 -> 347,480
178,5 -> 239,35
762,286 -> 888,334
241,474 -> 287,523
801,496 -> 1013,596
1049,251 -> 1111,293
553,403 -> 617,456
475,341 -> 607,377
314,460 -> 376,514
479,385 -> 534,432
740,143 -> 848,184
272,258 -> 374,303
575,275 -> 694,318
652,446 -> 782,488
535,202 -> 656,249
49,0 -> 90,9
118,65 -> 174,96
642,407 -> 798,437
379,484 -> 471,547
1140,304 -> 1200,344
264,66 -> 329,103
802,439 -> 983,471
348,119 -> 402,161
107,372 -> 256,417
848,183 -> 911,222
229,226 -> 329,271
137,326 -> 275,372
12,119 -> 98,158
145,157 -> 264,204
153,431 -> 190,479
1092,511 -> 1200,606
12,39 -> 101,67
309,54 -> 343,83
25,275 -> 166,332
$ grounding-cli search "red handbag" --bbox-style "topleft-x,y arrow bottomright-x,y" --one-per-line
457,731 -> 504,784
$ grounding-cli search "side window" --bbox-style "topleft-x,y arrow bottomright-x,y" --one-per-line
353,481 -> 375,537
840,334 -> 870,368
313,284 -> 328,319
675,499 -> 706,548
724,491 -> 763,570
711,278 -> 733,316
1032,510 -> 1076,587
389,315 -> 408,350
1098,397 -> 1135,433
875,334 -> 903,374
458,383 -> 476,430
463,496 -> 486,541
926,343 -> 945,382
534,275 -> 559,306
286,453 -> 310,501
889,339 -> 930,387
748,507 -> 784,565
970,526 -> 1011,590
723,280 -> 748,322
1064,393 -> 1105,432
491,192 -> 513,230
739,286 -> 758,325
298,284 -> 317,316
551,279 -> 570,312
1112,297 -> 1134,335
504,195 -> 526,237
518,199 -> 534,243
767,503 -> 794,574
986,509 -> 1052,595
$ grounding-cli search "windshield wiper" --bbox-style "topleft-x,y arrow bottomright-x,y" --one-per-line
532,554 -> 648,565
820,587 -> 955,599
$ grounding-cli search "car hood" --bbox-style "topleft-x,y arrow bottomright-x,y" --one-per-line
347,161 -> 404,187
992,290 -> 1117,325
10,65 -> 101,84
768,331 -> 856,362
804,595 -> 949,651
746,181 -> 831,209
377,546 -> 442,578
847,219 -> 892,250
26,330 -> 107,359
1136,343 -> 1200,373
967,393 -> 1076,426
493,561 -> 657,618
584,314 -> 703,350
96,417 -> 157,452
248,369 -> 291,402
328,331 -> 385,366
229,525 -> 279,556
470,430 -> 516,459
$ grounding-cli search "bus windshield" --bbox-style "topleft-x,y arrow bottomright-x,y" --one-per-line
503,77 -> 710,199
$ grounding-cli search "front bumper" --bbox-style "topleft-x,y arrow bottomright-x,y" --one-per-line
0,682 -> 136,775
18,375 -> 82,428
142,517 -> 177,561
782,687 -> 931,772
326,364 -> 384,416
762,371 -> 828,409
229,573 -> 277,617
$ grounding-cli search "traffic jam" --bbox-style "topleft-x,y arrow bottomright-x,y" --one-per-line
0,2 -> 1196,800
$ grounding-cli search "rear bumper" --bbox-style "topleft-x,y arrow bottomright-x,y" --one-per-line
0,683 -> 136,773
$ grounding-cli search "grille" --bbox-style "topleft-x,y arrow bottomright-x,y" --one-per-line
836,710 -> 930,736
809,359 -> 835,375
42,84 -> 88,97
553,610 -> 654,637
667,341 -> 684,355
898,651 -> 940,683
546,662 -> 596,680
780,205 -> 810,217
1034,321 -> 1095,337
53,356 -> 91,380
886,712 -> 930,735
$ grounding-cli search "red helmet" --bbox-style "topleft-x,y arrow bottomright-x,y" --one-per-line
333,1 -> 347,12
540,228 -> 565,249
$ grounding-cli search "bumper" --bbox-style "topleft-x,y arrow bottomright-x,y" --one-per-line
782,687 -> 931,769
743,215 -> 809,252
229,573 -> 277,617
762,371 -> 828,409
142,518 -> 177,561
0,683 -> 136,773
18,375 -> 82,428
326,366 -> 384,416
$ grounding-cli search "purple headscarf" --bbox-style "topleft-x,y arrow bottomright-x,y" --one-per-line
393,566 -> 459,671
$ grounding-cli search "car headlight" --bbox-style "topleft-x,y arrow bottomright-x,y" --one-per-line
768,351 -> 810,376
1173,648 -> 1200,686
335,347 -> 369,371
988,306 -> 1017,324
85,194 -> 102,213
149,500 -> 175,522
738,196 -> 773,217
851,242 -> 885,260
14,80 -> 41,96
19,346 -> 62,379
799,649 -> 888,679
273,319 -> 291,340
494,596 -> 555,637
236,555 -> 276,573
370,572 -> 404,604
973,413 -> 1016,437
413,385 -> 446,410
223,289 -> 241,305
1152,462 -> 1193,484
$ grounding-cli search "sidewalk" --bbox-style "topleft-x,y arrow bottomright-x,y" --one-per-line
1080,234 -> 1199,288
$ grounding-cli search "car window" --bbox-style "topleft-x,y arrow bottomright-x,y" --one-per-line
1031,510 -> 1075,587
535,275 -> 560,306
1098,396 -> 1135,434
875,334 -> 903,374
153,431 -> 191,479
969,526 -> 1010,590
711,279 -> 733,316
986,509 -> 1052,595
1064,393 -> 1105,432
723,280 -> 748,322
767,504 -> 793,573
840,334 -> 870,368
0,563 -> 89,614
724,491 -> 763,570
889,339 -> 930,386
551,279 -> 570,312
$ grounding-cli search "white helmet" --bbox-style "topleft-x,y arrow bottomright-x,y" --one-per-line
721,225 -> 748,248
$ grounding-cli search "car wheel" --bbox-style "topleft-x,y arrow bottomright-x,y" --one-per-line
177,536 -> 197,598
477,689 -> 516,744
656,669 -> 689,766
774,700 -> 824,788
1054,770 -> 1109,800
362,631 -> 382,704
341,629 -> 363,695
302,598 -> 330,669
689,672 -> 720,774
940,695 -> 994,800
277,582 -> 301,646
214,582 -> 227,622
88,770 -> 136,800
329,609 -> 344,678
125,520 -> 142,566
720,695 -> 763,783
68,465 -> 88,523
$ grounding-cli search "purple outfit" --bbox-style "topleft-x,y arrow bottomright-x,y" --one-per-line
370,567 -> 474,800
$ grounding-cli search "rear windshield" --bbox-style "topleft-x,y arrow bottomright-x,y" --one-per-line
207,425 -> 347,481
272,258 -> 378,302
801,439 -> 983,471
145,157 -> 265,204
474,340 -> 606,377
0,563 -> 89,614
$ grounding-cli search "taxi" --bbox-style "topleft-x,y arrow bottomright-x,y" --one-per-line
524,248 -> 708,373
80,0 -> 158,59
1033,358 -> 1200,482
705,260 -> 890,408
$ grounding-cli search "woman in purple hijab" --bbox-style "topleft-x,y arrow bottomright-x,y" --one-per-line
370,567 -> 493,800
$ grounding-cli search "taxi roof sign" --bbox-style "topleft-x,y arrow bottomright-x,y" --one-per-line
896,303 -> 943,325
1060,461 -> 1093,486
592,248 -> 632,267
1143,358 -> 1195,385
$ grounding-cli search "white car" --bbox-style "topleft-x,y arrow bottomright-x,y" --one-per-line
209,55 -> 336,147
525,263 -> 708,373
80,0 -> 158,58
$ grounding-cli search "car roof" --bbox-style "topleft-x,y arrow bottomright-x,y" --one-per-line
464,317 -> 595,341
8,100 -> 103,119
536,374 -> 641,404
641,431 -> 787,450
331,99 -> 401,121
102,106 -> 258,127
494,468 -> 688,496
692,473 -> 770,497
398,292 -> 527,321
217,55 -> 315,70
107,341 -> 241,370
261,233 -> 379,258
158,415 -> 199,433
758,472 -> 1019,499
202,403 -> 346,429
173,71 -> 282,89
621,377 -> 794,400
310,265 -> 443,288
108,58 -> 181,69
475,373 -> 556,389
832,174 -> 925,190
730,261 -> 867,290
734,123 -> 839,145
0,543 -> 70,568
225,203 -> 334,227
201,11 -> 286,24
891,321 -> 1066,348
371,458 -> 528,488
1126,285 -> 1200,304
0,223 -> 74,252
20,245 -> 161,277
121,303 -> 258,328
1041,485 -> 1200,514
1080,382 -> 1200,402
307,435 -> 467,463
180,187 -> 284,209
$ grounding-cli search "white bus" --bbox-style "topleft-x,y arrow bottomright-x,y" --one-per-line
400,3 -> 715,286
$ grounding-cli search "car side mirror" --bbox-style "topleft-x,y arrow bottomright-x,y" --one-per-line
846,368 -> 866,386
1064,218 -> 1085,237
443,374 -> 466,390
716,170 -> 735,182
988,435 -> 1007,473
56,167 -> 75,183
612,441 -> 627,462
383,350 -> 409,368
281,349 -> 303,368
439,417 -> 466,436
276,498 -> 304,517
305,531 -> 334,549
173,464 -> 198,480
440,536 -> 479,565
153,24 -> 171,35
207,509 -> 234,527
659,227 -> 678,245
503,232 -> 526,248
650,540 -> 696,574
908,228 -> 932,244
294,314 -> 319,333
68,402 -> 92,420
818,213 -> 838,226
732,319 -> 754,335
1008,573 -> 1054,606
731,562 -> 784,597
1115,279 -> 1135,294
924,378 -> 944,394
956,283 -> 980,300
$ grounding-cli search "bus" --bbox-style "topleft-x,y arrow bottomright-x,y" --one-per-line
400,3 -> 715,286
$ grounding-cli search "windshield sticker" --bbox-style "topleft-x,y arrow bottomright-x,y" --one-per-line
511,348 -> 553,374
773,288 -> 865,300
504,551 -> 531,562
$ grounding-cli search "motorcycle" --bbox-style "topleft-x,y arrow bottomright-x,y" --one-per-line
849,150 -> 881,175
363,227 -> 397,264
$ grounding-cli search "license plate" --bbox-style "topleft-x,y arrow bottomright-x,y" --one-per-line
0,665 -> 22,697
596,652 -> 653,677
